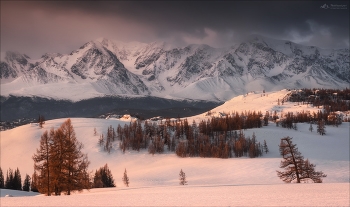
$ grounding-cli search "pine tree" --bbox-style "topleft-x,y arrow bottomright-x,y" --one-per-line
317,119 -> 326,135
5,168 -> 13,189
179,169 -> 187,185
93,164 -> 115,188
60,119 -> 90,195
33,119 -> 90,196
122,169 -> 129,187
263,111 -> 269,126
32,130 -> 52,195
93,170 -> 103,188
13,168 -> 22,190
104,126 -> 113,153
263,140 -> 269,154
98,134 -> 104,146
50,127 -> 65,195
22,174 -> 31,191
277,137 -> 326,183
277,137 -> 304,183
0,167 -> 4,188
248,142 -> 256,158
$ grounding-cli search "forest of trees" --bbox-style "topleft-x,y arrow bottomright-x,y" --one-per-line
0,167 -> 22,190
97,112 -> 269,159
32,119 -> 90,195
286,88 -> 350,112
277,109 -> 342,132
275,88 -> 349,129
0,163 -> 118,193
277,136 -> 327,183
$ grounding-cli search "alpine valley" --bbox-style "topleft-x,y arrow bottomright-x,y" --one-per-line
1,35 -> 349,121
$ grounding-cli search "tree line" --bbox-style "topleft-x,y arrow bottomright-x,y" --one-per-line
0,167 -> 31,192
275,109 -> 345,135
274,88 -> 349,132
1,163 -> 190,193
277,109 -> 342,128
286,88 -> 350,112
97,112 -> 269,159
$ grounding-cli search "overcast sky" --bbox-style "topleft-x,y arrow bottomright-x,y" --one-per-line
1,1 -> 349,59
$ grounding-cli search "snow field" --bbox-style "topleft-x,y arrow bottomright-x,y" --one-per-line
1,183 -> 349,206
1,117 -> 349,186
1,89 -> 349,206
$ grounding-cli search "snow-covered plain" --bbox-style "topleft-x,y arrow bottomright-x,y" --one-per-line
2,183 -> 349,206
1,90 -> 349,206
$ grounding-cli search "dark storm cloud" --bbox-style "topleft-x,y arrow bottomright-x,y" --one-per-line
1,1 -> 349,59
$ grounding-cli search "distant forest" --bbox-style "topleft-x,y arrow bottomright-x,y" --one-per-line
98,88 -> 349,158
285,88 -> 350,112
101,115 -> 268,159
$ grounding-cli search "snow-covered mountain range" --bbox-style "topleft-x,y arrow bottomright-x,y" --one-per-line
1,35 -> 349,101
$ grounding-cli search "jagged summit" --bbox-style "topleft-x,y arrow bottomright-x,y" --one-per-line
1,36 -> 349,101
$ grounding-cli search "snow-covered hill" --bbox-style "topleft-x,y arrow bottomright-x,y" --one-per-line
189,89 -> 348,123
1,90 -> 349,205
1,36 -> 349,101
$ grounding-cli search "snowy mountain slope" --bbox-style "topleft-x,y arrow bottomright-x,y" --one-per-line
0,41 -> 150,100
1,36 -> 349,101
188,89 -> 325,123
